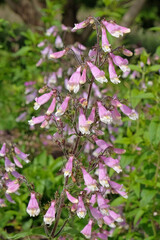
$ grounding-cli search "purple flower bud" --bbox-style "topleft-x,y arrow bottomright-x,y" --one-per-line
81,219 -> 93,239
46,97 -> 56,115
71,19 -> 90,32
122,48 -> 133,57
27,193 -> 40,217
44,201 -> 56,225
80,68 -> 87,84
49,49 -> 67,59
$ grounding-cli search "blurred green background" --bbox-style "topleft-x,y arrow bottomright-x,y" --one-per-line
0,0 -> 160,239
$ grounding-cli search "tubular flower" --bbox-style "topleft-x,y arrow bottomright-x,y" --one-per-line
87,107 -> 95,124
65,190 -> 78,204
81,219 -> 93,239
110,53 -> 129,73
102,20 -> 130,38
77,196 -> 87,218
55,35 -> 63,48
5,157 -> 15,172
26,193 -> 40,217
101,156 -> 122,173
103,215 -> 116,228
98,163 -> 109,188
34,91 -> 53,110
97,102 -> 113,124
13,156 -> 23,168
89,205 -> 103,227
80,68 -> 87,84
28,115 -> 45,126
49,49 -> 67,59
14,147 -> 30,163
97,193 -> 109,216
81,168 -> 98,191
79,109 -> 91,135
63,156 -> 73,177
120,104 -> 138,120
66,67 -> 81,93
108,209 -> 123,223
6,180 -> 20,194
0,143 -> 6,157
72,19 -> 90,32
108,58 -> 120,84
55,96 -> 70,117
44,201 -> 56,225
46,97 -> 56,115
87,61 -> 108,84
101,27 -> 111,52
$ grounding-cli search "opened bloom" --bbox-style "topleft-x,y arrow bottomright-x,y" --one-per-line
81,219 -> 93,239
102,20 -> 130,38
79,109 -> 91,135
77,196 -> 86,218
97,101 -> 113,124
63,156 -> 73,177
101,26 -> 111,52
55,96 -> 70,117
34,92 -> 53,110
87,61 -> 108,83
44,201 -> 56,225
108,58 -> 120,84
82,168 -> 98,191
66,67 -> 81,93
27,193 -> 40,217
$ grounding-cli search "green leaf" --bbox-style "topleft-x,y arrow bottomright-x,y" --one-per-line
8,227 -> 46,239
13,46 -> 32,57
148,65 -> 160,72
148,121 -> 158,144
134,209 -> 144,226
129,64 -> 142,72
120,154 -> 134,168
140,189 -> 156,206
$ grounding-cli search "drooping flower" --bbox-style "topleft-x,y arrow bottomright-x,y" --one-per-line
80,68 -> 87,84
34,92 -> 53,110
122,48 -> 133,57
77,196 -> 86,218
5,157 -> 15,172
81,219 -> 93,239
81,168 -> 98,191
55,35 -> 63,48
89,205 -> 103,227
79,109 -> 91,135
110,53 -> 129,73
103,215 -> 116,228
108,209 -> 123,222
87,107 -> 95,124
102,20 -> 130,38
6,180 -> 20,194
66,67 -> 81,93
65,190 -> 78,204
108,58 -> 120,84
120,104 -> 138,120
26,193 -> 40,217
63,156 -> 73,177
97,102 -> 113,124
14,147 -> 30,163
55,96 -> 70,117
46,97 -> 56,115
98,163 -> 109,188
0,143 -> 6,157
101,156 -> 122,173
87,61 -> 108,84
57,67 -> 63,78
101,27 -> 111,53
71,19 -> 90,32
49,49 -> 67,59
28,115 -> 45,126
97,193 -> 109,215
46,26 -> 57,36
44,201 -> 56,225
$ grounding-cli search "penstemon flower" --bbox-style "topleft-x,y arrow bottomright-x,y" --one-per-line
27,192 -> 40,217
44,201 -> 56,225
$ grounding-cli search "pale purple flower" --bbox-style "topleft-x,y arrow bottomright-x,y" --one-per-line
37,41 -> 45,48
87,107 -> 95,124
110,53 -> 129,73
36,58 -> 44,67
92,83 -> 102,98
101,26 -> 111,52
108,58 -> 120,84
16,112 -> 27,122
89,205 -> 103,227
28,115 -> 45,126
77,43 -> 86,51
13,156 -> 23,168
6,180 -> 20,194
108,209 -> 123,222
111,108 -> 122,124
97,102 -> 113,124
102,20 -> 130,38
80,68 -> 87,84
65,190 -> 78,204
48,72 -> 57,85
0,198 -> 6,207
81,219 -> 93,239
49,49 -> 67,59
44,201 -> 56,225
46,26 -> 56,36
120,104 -> 138,120
0,143 -> 6,157
122,48 -> 133,57
97,193 -> 109,215
90,194 -> 96,206
101,156 -> 122,173
87,61 -> 108,83
79,97 -> 87,108
57,67 -> 63,78
55,96 -> 70,117
14,147 -> 30,163
34,91 -> 53,110
66,67 -> 81,93
81,168 -> 98,191
72,19 -> 90,32
5,193 -> 15,203
77,196 -> 86,218
63,156 -> 73,177
46,97 -> 56,115
26,91 -> 37,104
94,138 -> 112,151
5,157 -> 15,172
79,109 -> 91,135
113,148 -> 126,154
98,163 -> 109,188
27,193 -> 40,217
55,35 -> 63,48
103,215 -> 116,228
